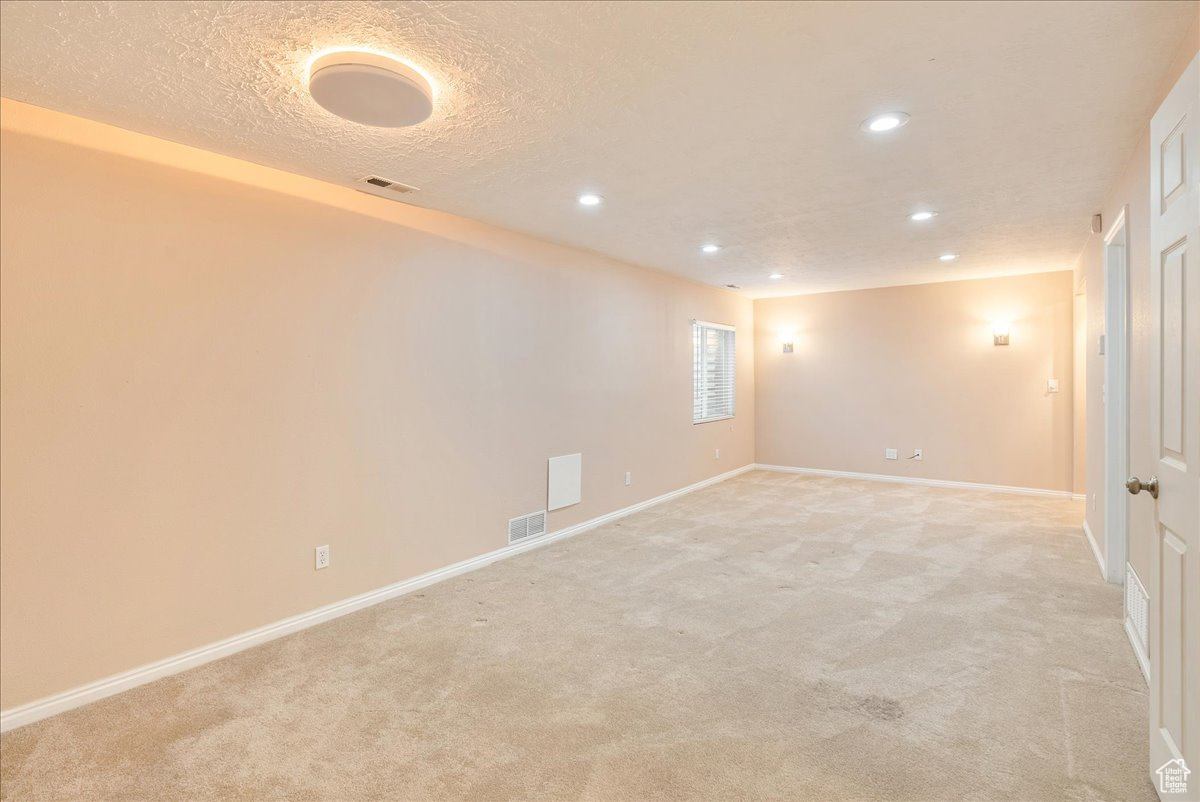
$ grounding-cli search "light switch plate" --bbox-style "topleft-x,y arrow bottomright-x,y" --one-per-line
885,448 -> 898,460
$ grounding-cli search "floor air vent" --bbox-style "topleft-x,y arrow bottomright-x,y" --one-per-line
508,511 -> 547,544
1126,563 -> 1149,653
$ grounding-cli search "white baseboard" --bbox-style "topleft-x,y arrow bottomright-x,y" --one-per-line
0,463 -> 754,733
754,464 -> 1078,499
1082,520 -> 1106,580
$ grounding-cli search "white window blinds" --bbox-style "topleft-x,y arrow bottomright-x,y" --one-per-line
693,320 -> 736,423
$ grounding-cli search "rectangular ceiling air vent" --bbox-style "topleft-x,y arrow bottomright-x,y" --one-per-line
358,175 -> 420,196
508,510 -> 547,545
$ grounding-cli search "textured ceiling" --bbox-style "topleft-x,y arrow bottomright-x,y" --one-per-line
0,1 -> 1194,296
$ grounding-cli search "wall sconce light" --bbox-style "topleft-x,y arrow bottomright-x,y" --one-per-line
782,341 -> 794,353
780,330 -> 795,353
993,322 -> 1010,346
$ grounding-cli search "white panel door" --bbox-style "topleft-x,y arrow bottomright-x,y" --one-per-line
1147,54 -> 1199,801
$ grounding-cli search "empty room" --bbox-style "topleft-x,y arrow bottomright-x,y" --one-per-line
0,1 -> 1197,800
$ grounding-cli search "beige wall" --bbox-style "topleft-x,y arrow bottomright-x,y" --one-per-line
0,100 -> 754,710
1074,24 -> 1199,582
754,273 -> 1075,492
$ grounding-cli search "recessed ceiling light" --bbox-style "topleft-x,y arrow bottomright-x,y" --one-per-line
939,253 -> 959,262
861,112 -> 910,133
768,272 -> 784,280
308,50 -> 434,127
702,244 -> 721,254
909,210 -> 938,222
578,193 -> 603,207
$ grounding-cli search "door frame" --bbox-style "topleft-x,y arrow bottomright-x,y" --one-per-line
1102,206 -> 1129,585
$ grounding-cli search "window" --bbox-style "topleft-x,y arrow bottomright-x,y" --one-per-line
693,320 -> 736,423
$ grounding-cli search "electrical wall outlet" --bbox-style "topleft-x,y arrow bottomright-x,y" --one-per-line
885,448 -> 898,460
625,471 -> 632,486
715,448 -> 720,460
315,545 -> 330,570
912,448 -> 923,461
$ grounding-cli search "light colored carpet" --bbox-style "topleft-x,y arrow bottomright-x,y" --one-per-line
0,471 -> 1152,801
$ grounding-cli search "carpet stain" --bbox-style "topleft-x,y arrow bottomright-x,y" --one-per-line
856,694 -> 905,721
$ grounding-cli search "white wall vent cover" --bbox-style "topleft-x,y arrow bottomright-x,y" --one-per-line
1125,563 -> 1149,654
358,175 -> 420,196
548,453 -> 583,511
508,511 -> 547,545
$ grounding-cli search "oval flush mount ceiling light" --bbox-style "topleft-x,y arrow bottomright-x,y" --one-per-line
768,272 -> 784,280
939,253 -> 959,262
702,244 -> 721,254
578,193 -> 603,206
861,112 -> 910,133
909,210 -> 938,222
309,50 -> 434,127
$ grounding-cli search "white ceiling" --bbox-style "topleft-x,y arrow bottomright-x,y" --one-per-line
0,1 -> 1194,296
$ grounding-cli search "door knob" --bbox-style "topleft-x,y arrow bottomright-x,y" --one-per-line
1126,475 -> 1159,499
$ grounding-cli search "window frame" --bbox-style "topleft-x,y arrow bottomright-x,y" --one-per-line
692,319 -> 736,425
